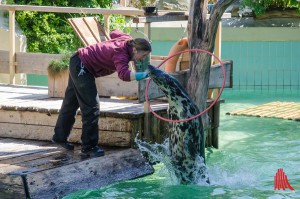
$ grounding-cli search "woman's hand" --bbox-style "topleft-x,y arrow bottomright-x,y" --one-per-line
135,72 -> 149,81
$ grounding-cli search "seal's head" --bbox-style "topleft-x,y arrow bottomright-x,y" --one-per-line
147,64 -> 188,99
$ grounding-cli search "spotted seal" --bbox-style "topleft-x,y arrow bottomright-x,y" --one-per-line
147,64 -> 207,184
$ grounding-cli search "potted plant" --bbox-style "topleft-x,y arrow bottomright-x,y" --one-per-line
47,54 -> 70,98
141,0 -> 158,14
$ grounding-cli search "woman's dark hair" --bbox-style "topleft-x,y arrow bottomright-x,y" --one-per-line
128,38 -> 152,52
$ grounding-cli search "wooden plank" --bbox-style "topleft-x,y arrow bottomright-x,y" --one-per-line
0,5 -> 145,16
0,110 -> 134,132
67,17 -> 110,47
133,14 -> 188,23
0,139 -> 116,173
138,60 -> 233,102
68,18 -> 87,46
0,164 -> 28,174
0,138 -> 56,161
0,138 -> 153,199
208,60 -> 233,88
0,173 -> 26,198
0,50 -> 10,73
133,12 -> 231,23
68,18 -> 97,46
1,149 -> 84,174
227,101 -> 300,121
0,91 -> 168,115
0,123 -> 132,147
25,148 -> 153,199
83,17 -> 110,42
96,74 -> 139,97
16,52 -> 63,75
0,148 -> 62,164
48,70 -> 69,98
0,84 -> 48,95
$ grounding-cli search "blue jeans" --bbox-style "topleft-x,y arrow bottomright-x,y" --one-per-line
53,53 -> 100,150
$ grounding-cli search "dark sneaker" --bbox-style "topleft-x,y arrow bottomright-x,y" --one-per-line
52,139 -> 74,150
81,146 -> 105,157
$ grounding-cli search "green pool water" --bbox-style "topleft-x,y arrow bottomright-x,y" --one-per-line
64,88 -> 300,199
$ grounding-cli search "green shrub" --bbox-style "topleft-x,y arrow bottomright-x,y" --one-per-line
47,54 -> 70,76
242,0 -> 300,16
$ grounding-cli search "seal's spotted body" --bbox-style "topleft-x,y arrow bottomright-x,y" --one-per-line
148,65 -> 206,184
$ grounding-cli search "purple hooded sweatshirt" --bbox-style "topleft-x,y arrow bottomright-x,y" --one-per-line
78,30 -> 134,82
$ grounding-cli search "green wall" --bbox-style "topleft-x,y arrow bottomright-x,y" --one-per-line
151,26 -> 300,90
221,41 -> 300,89
27,74 -> 48,86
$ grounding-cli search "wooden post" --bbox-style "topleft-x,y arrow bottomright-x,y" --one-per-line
9,10 -> 16,84
120,0 -> 127,7
211,21 -> 222,145
214,21 -> 222,64
212,100 -> 220,149
103,14 -> 110,36
143,22 -> 151,141
212,21 -> 222,98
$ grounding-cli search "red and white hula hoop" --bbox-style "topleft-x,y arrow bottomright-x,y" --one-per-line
145,49 -> 226,123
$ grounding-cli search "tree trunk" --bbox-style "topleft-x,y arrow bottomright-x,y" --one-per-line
187,0 -> 234,128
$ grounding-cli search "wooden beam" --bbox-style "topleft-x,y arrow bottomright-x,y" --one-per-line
133,12 -> 231,23
138,60 -> 233,102
15,52 -> 63,75
0,122 -> 132,147
0,5 -> 144,16
24,149 -> 153,198
0,174 -> 26,198
133,14 -> 188,23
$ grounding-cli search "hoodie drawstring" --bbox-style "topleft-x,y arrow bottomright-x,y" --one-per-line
78,62 -> 86,77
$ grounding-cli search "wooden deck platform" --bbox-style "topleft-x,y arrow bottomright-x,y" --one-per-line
0,84 -> 169,147
0,84 -> 222,147
226,101 -> 300,121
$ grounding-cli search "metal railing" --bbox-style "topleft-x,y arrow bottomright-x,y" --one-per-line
235,69 -> 300,90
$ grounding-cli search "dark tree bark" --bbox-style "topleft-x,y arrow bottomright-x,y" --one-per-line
187,0 -> 234,128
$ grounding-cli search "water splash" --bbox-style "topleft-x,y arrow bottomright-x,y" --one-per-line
208,165 -> 257,188
134,135 -> 209,185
